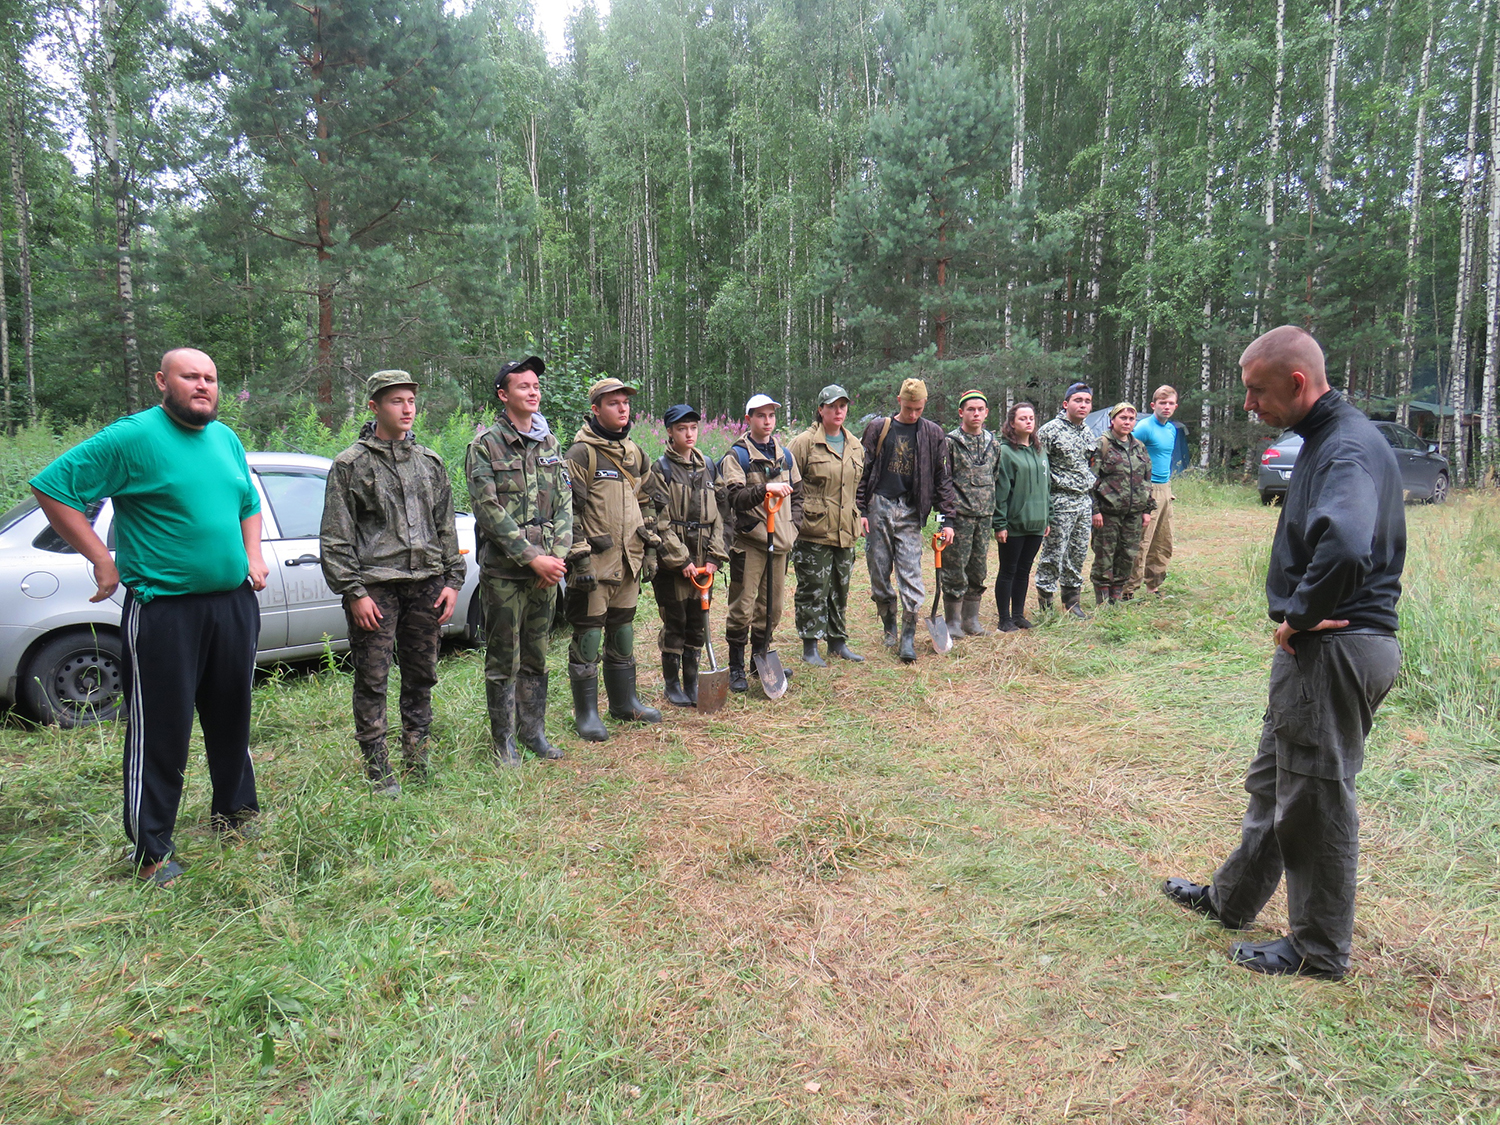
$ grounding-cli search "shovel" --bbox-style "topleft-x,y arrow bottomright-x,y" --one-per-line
692,571 -> 729,714
925,530 -> 954,654
752,492 -> 788,699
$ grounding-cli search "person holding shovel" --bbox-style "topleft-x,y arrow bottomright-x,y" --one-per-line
644,404 -> 729,706
856,378 -> 957,663
563,377 -> 662,739
721,393 -> 803,694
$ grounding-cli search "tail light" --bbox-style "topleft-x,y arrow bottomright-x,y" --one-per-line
1261,448 -> 1281,464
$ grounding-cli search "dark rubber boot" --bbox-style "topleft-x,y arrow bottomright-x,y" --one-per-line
961,594 -> 988,636
1094,583 -> 1109,607
1036,588 -> 1055,613
879,603 -> 899,647
728,643 -> 748,693
942,594 -> 963,637
681,649 -> 700,703
1062,586 -> 1090,620
898,611 -> 917,663
662,653 -> 693,707
568,662 -> 609,742
827,639 -> 864,662
400,729 -> 430,781
604,661 -> 663,723
516,673 -> 563,760
801,639 -> 827,667
487,680 -> 523,768
997,616 -> 1018,633
360,739 -> 401,796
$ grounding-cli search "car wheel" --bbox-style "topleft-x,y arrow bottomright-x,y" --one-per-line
21,629 -> 125,727
1260,491 -> 1275,506
1430,471 -> 1450,504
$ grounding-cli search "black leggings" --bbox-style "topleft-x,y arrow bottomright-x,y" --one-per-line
995,534 -> 1044,619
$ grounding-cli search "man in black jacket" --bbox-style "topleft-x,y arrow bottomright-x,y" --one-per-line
1163,325 -> 1405,980
856,378 -> 959,663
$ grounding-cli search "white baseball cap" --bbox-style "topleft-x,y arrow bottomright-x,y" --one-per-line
744,393 -> 781,414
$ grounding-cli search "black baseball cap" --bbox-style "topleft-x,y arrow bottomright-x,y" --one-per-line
1064,381 -> 1093,399
496,355 -> 545,392
663,404 -> 700,426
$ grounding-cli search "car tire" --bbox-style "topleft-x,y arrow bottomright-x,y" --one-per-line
21,628 -> 125,727
1260,491 -> 1275,506
1430,471 -> 1450,504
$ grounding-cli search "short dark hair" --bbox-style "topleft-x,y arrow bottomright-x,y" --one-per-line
370,383 -> 415,406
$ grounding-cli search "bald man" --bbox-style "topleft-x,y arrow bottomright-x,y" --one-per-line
31,348 -> 268,886
1164,325 -> 1405,980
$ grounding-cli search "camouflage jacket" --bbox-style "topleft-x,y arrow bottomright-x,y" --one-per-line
1091,431 -> 1158,517
320,430 -> 465,601
1036,413 -> 1097,497
786,425 -> 863,548
465,412 -> 574,579
644,445 -> 729,600
566,422 -> 655,584
944,427 -> 1001,518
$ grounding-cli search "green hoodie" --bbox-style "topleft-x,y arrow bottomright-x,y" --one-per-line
992,438 -> 1050,536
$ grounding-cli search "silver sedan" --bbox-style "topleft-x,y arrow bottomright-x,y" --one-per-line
0,451 -> 483,726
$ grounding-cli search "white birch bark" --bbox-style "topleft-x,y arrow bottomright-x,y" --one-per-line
1483,16 -> 1500,476
1199,41 -> 1219,470
1318,0 -> 1342,196
1448,0 -> 1491,482
1086,56 -> 1114,361
100,0 -> 141,415
1399,0 -> 1437,428
1263,0 -> 1287,315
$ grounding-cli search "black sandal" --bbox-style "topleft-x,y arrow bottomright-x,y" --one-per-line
1228,936 -> 1344,981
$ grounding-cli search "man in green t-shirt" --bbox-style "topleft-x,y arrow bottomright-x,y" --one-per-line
30,347 -> 268,887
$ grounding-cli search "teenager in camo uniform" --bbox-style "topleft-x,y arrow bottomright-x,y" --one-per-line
941,389 -> 1002,638
1089,402 -> 1156,606
1034,382 -> 1098,619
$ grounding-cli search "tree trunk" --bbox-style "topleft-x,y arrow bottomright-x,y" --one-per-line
3,76 -> 32,427
1399,0 -> 1437,428
100,0 -> 142,415
1448,0 -> 1491,483
1318,0 -> 1342,196
0,183 -> 9,434
1483,14 -> 1500,477
1086,54 -> 1114,362
1199,41 -> 1219,470
1263,0 -> 1287,319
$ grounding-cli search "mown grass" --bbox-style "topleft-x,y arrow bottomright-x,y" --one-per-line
2,481 -> 1498,1123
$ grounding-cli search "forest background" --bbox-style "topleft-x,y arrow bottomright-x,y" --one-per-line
0,0 -> 1495,483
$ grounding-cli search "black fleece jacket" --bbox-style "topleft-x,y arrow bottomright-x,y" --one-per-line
1267,390 -> 1406,633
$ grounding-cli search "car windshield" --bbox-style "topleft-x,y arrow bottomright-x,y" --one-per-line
0,496 -> 38,534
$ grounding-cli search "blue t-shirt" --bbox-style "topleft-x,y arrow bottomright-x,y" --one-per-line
1133,414 -> 1178,484
31,406 -> 261,602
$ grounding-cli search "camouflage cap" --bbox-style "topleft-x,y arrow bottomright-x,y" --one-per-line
366,370 -> 418,401
1108,401 -> 1137,420
817,384 -> 850,407
589,376 -> 637,403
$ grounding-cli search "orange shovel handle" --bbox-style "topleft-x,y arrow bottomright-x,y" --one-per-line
931,530 -> 945,569
764,492 -> 785,538
691,569 -> 714,610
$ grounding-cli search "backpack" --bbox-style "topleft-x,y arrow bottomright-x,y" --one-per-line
719,439 -> 794,551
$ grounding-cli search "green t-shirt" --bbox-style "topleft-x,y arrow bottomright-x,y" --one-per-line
31,406 -> 261,603
824,430 -> 846,455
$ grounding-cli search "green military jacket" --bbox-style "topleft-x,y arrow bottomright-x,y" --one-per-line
565,422 -> 655,585
465,411 -> 574,580
992,438 -> 1050,536
1036,413 -> 1097,498
1091,431 -> 1158,517
644,445 -> 729,601
944,427 -> 1001,519
320,427 -> 466,601
786,425 -> 863,549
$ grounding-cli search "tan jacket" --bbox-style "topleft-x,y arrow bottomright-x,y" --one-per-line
787,424 -> 864,548
564,423 -> 654,584
720,432 -> 803,553
644,445 -> 729,601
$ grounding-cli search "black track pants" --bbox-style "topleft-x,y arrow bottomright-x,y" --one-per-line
121,583 -> 261,866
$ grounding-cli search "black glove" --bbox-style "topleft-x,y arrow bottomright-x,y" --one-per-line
640,549 -> 657,583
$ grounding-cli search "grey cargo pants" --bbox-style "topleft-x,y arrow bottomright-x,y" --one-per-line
1208,632 -> 1401,975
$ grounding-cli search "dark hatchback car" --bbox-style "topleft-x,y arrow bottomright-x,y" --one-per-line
1257,420 -> 1450,505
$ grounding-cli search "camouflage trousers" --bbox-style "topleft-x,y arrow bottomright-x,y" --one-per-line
482,572 -> 556,687
1091,510 -> 1148,588
939,515 -> 990,598
1035,495 -> 1092,593
866,493 -> 924,614
346,576 -> 445,749
791,541 -> 855,643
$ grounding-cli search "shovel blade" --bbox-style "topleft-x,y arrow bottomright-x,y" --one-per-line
925,616 -> 954,654
753,651 -> 788,699
695,667 -> 729,714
